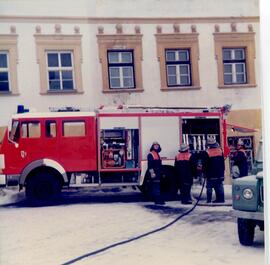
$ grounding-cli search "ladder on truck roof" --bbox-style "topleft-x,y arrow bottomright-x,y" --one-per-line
97,104 -> 231,114
48,104 -> 231,115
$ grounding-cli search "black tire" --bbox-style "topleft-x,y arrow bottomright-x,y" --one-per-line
139,166 -> 178,201
138,171 -> 153,200
160,165 -> 178,200
237,218 -> 255,246
26,171 -> 62,204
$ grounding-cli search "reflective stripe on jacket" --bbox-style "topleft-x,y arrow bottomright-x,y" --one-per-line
150,150 -> 160,160
176,152 -> 191,161
207,147 -> 223,158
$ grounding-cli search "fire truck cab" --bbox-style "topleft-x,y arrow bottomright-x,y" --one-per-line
0,105 -> 230,202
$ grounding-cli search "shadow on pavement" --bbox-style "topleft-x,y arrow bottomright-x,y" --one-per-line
143,204 -> 188,216
0,188 -> 149,208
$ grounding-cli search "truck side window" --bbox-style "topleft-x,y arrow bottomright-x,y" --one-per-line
63,121 -> 86,137
21,121 -> 41,138
10,120 -> 19,142
45,120 -> 56,138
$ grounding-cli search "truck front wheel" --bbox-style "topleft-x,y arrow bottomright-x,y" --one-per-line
26,171 -> 62,203
237,218 -> 256,246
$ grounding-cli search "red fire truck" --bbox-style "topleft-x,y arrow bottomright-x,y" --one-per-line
0,105 -> 230,201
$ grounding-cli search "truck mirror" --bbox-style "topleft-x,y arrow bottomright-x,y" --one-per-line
8,136 -> 19,148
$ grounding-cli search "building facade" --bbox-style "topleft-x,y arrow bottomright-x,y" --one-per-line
0,0 -> 261,178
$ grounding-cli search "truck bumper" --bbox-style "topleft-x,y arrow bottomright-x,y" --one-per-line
231,209 -> 264,221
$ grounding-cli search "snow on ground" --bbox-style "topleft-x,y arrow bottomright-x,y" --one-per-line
0,186 -> 265,265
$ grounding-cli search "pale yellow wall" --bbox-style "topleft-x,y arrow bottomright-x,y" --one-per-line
0,127 -> 7,143
227,108 -> 262,149
224,108 -> 262,184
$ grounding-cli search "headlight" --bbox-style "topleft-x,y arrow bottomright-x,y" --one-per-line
243,188 -> 254,200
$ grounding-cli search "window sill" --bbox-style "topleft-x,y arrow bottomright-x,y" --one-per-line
102,88 -> 144,94
161,86 -> 201,91
0,91 -> 19,96
40,89 -> 84,95
218,84 -> 257,89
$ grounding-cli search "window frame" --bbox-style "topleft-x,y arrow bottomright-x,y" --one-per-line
214,32 -> 256,89
222,48 -> 247,85
0,34 -> 19,95
35,34 -> 83,94
0,51 -> 11,92
165,49 -> 192,87
155,33 -> 200,91
107,50 -> 136,89
62,120 -> 86,138
97,34 -> 143,93
21,121 -> 41,139
46,51 -> 75,91
45,120 -> 57,138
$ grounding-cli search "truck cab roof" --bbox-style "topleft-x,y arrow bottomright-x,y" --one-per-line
12,112 -> 96,119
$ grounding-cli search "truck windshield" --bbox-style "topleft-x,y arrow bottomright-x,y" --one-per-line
10,120 -> 19,142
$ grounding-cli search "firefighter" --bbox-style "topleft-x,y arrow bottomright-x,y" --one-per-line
205,138 -> 225,203
232,139 -> 248,178
175,143 -> 193,204
147,141 -> 165,205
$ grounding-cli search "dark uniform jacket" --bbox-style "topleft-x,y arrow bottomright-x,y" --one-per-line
233,149 -> 248,177
205,147 -> 225,181
190,151 -> 208,177
147,150 -> 162,178
174,152 -> 193,185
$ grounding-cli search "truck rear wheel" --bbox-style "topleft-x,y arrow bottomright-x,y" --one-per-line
138,172 -> 153,200
160,165 -> 178,200
237,218 -> 255,246
26,171 -> 62,203
139,166 -> 178,200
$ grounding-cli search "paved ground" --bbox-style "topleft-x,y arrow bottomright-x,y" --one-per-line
0,186 -> 265,265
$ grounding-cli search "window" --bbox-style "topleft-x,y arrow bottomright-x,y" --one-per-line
223,48 -> 246,85
97,34 -> 143,93
10,120 -> 19,142
166,49 -> 191,86
108,50 -> 135,89
0,52 -> 10,91
155,33 -> 200,91
45,120 -> 56,138
35,34 -> 83,94
214,32 -> 256,88
63,121 -> 85,137
47,51 -> 74,91
21,122 -> 41,138
0,34 -> 19,94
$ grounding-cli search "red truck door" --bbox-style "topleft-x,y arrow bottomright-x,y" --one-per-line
57,117 -> 97,172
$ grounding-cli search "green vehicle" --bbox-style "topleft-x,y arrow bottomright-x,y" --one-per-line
232,140 -> 264,246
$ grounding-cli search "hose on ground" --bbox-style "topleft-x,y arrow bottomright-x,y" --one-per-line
62,178 -> 206,265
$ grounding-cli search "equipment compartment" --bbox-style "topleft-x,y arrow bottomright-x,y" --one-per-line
100,129 -> 139,169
